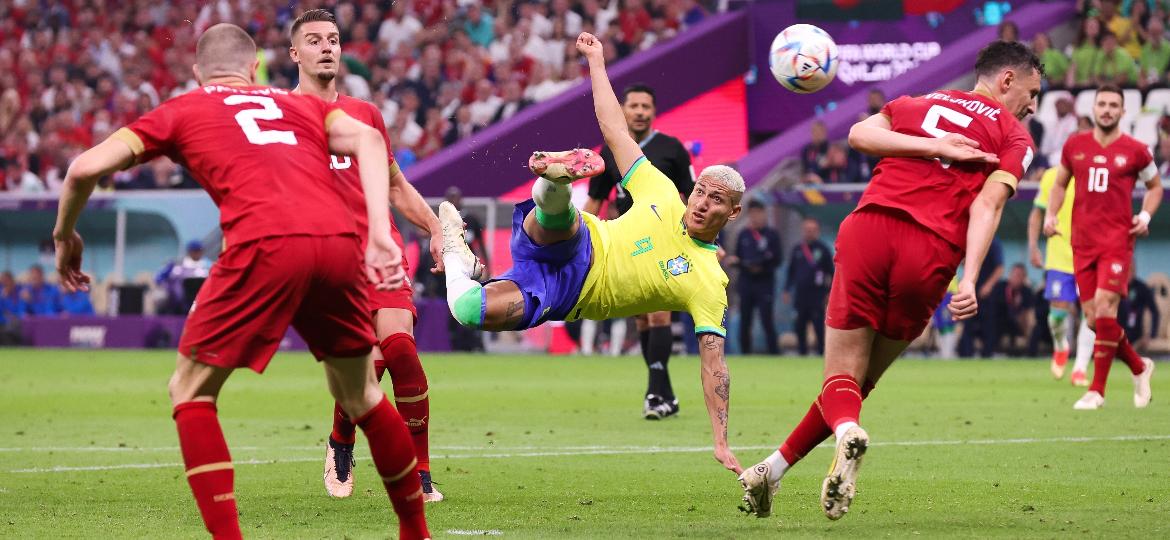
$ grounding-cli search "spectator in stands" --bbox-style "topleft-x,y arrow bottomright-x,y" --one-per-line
1041,96 -> 1079,167
986,263 -> 1035,356
491,80 -> 535,123
1068,16 -> 1103,88
809,143 -> 862,184
958,238 -> 1005,357
1139,18 -> 1170,88
1121,265 -> 1160,352
1033,32 -> 1069,89
0,271 -> 20,322
1078,115 -> 1095,131
785,218 -> 834,356
468,79 -> 503,128
443,105 -> 477,146
1100,0 -> 1142,58
18,264 -> 62,316
800,120 -> 830,183
464,3 -> 496,48
156,240 -> 212,315
997,20 -> 1019,42
60,289 -> 95,316
1158,136 -> 1170,179
1092,31 -> 1139,85
866,88 -> 886,115
734,200 -> 782,355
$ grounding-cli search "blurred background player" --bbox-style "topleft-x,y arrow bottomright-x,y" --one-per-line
740,40 -> 1041,521
1045,84 -> 1160,411
1028,165 -> 1089,384
732,200 -> 781,355
583,82 -> 695,420
440,32 -> 744,475
52,23 -> 428,539
289,8 -> 448,503
784,217 -> 833,356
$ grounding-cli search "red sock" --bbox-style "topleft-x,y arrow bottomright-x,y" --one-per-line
330,359 -> 388,445
1117,336 -> 1146,375
1090,317 -> 1123,396
778,380 -> 875,466
381,333 -> 431,472
354,396 -> 429,540
173,401 -> 242,540
818,374 -> 863,431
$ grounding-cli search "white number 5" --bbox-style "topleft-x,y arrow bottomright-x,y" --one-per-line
224,95 -> 298,146
920,105 -> 974,169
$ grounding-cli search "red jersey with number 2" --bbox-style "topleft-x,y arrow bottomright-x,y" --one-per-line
115,85 -> 354,246
329,95 -> 409,272
857,90 -> 1034,250
1060,132 -> 1155,253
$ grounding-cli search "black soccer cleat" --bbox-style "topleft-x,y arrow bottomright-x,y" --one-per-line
643,394 -> 680,420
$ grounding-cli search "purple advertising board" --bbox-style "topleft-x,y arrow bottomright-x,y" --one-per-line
746,0 -> 1045,134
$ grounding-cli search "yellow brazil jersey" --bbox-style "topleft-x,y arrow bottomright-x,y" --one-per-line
568,156 -> 729,337
1033,167 -> 1074,274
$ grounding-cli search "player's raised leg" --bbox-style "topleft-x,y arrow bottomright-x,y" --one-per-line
168,356 -> 239,540
325,353 -> 429,540
1048,298 -> 1075,379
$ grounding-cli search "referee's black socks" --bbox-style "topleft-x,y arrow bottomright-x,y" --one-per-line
642,326 -> 675,401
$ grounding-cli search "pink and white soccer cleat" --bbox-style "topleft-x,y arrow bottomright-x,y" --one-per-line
529,149 -> 606,184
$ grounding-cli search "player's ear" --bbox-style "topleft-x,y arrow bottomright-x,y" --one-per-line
289,45 -> 298,63
727,203 -> 742,222
192,64 -> 204,85
1000,68 -> 1015,93
249,57 -> 260,84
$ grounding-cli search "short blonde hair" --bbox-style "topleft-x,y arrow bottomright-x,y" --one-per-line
698,164 -> 745,194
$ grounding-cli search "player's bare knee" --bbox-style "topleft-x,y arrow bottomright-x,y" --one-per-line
647,311 -> 671,327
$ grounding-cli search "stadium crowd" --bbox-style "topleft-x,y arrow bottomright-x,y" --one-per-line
0,0 -> 717,192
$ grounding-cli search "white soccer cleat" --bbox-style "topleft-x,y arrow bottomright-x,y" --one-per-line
420,470 -> 445,503
1133,357 -> 1154,408
738,462 -> 780,518
323,439 -> 355,498
1073,390 -> 1105,410
821,425 -> 868,521
1070,370 -> 1088,387
438,201 -> 485,280
528,149 -> 606,184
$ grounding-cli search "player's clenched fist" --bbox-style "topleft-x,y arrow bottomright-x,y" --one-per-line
576,32 -> 603,59
947,279 -> 979,321
366,234 -> 406,291
1042,214 -> 1060,237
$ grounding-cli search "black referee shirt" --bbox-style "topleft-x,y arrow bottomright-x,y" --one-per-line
588,130 -> 695,216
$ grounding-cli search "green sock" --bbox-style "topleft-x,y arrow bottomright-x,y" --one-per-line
534,206 -> 578,231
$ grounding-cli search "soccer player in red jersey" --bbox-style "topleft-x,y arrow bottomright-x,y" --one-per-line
289,8 -> 451,503
1044,85 -> 1161,411
51,24 -> 430,540
739,41 -> 1042,520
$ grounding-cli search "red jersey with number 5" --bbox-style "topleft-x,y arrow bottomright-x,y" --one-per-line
856,89 -> 1034,250
113,85 -> 355,247
1059,131 -> 1156,253
329,95 -> 409,272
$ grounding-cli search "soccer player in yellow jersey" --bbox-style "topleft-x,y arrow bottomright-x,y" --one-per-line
1028,166 -> 1091,385
438,31 -> 745,475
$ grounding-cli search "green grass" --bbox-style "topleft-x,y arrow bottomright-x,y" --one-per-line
0,349 -> 1167,538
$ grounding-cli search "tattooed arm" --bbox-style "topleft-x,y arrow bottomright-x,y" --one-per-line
699,333 -> 743,474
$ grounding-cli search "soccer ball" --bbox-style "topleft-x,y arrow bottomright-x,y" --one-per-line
769,24 -> 839,94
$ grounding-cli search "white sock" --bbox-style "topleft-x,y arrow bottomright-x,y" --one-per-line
609,318 -> 627,356
443,253 -> 480,313
1073,319 -> 1094,373
580,320 -> 597,355
532,177 -> 573,214
763,450 -> 789,483
834,421 -> 859,441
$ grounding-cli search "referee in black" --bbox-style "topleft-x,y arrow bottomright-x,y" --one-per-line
583,83 -> 695,420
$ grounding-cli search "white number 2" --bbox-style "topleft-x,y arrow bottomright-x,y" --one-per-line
224,95 -> 298,146
920,105 -> 974,169
1088,166 -> 1109,193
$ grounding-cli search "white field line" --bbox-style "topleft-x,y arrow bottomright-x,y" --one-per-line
5,434 -> 1169,474
446,530 -> 503,536
0,444 -> 643,453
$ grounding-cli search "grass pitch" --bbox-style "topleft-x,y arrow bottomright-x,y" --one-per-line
0,348 -> 1167,538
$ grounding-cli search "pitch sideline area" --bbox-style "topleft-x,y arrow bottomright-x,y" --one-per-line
0,349 -> 1167,538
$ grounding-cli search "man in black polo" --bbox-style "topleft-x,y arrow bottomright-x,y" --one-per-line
584,83 -> 695,420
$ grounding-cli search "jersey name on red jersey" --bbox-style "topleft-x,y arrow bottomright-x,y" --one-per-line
114,85 -> 355,247
1060,131 -> 1156,252
327,95 -> 408,272
856,89 -> 1034,250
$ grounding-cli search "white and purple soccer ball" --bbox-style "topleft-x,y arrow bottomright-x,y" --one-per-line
769,24 -> 839,94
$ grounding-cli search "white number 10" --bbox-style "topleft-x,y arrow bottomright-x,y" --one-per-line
920,105 -> 974,169
224,95 -> 298,146
1088,166 -> 1109,193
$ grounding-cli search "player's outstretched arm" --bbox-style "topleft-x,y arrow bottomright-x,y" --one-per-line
53,137 -> 137,293
698,333 -> 742,475
327,112 -> 404,289
1043,165 -> 1072,237
388,169 -> 445,273
950,179 -> 1013,321
848,113 -> 999,163
577,32 -> 642,177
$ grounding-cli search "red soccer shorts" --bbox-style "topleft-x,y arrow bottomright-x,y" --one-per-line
368,279 -> 417,320
826,206 -> 962,342
1073,247 -> 1133,300
179,235 -> 376,372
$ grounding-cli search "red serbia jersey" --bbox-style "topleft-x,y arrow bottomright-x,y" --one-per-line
114,85 -> 355,246
856,90 -> 1034,249
1060,132 -> 1156,253
329,95 -> 409,269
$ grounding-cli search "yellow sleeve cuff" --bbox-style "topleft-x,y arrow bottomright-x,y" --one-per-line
324,109 -> 348,130
388,160 -> 401,179
111,128 -> 145,159
987,170 -> 1019,195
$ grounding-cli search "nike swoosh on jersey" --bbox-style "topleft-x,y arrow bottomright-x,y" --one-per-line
650,204 -> 661,221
